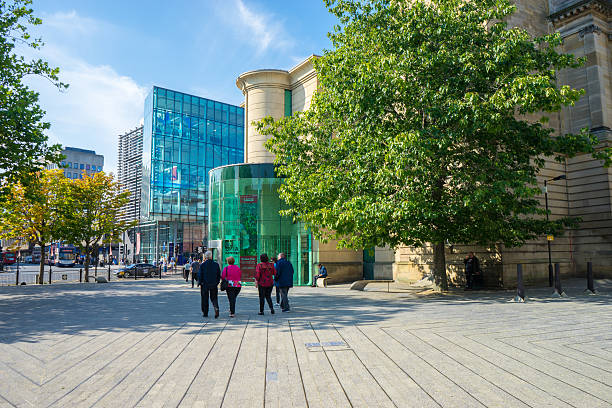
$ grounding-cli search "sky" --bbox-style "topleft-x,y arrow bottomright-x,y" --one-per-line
24,0 -> 337,175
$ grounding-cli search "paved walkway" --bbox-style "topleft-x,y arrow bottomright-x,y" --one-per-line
0,279 -> 610,407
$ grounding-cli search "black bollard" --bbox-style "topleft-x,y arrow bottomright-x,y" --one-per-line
159,266 -> 162,279
553,262 -> 565,297
15,267 -> 19,286
548,263 -> 553,287
586,262 -> 595,294
80,268 -> 83,283
108,264 -> 111,282
49,264 -> 52,284
514,264 -> 525,302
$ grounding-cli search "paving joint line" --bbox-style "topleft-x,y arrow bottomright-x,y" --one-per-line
175,319 -> 230,408
220,317 -> 250,408
287,320 -> 309,408
131,323 -> 208,408
353,325 -> 443,408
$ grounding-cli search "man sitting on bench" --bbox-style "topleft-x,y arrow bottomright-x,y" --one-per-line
312,263 -> 328,287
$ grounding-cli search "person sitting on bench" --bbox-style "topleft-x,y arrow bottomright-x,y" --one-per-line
312,263 -> 328,287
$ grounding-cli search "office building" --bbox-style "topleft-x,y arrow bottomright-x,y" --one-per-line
136,86 -> 245,263
48,147 -> 104,179
117,126 -> 144,224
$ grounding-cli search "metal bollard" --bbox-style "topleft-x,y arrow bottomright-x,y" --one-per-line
79,268 -> 83,282
108,264 -> 111,282
513,263 -> 525,302
586,262 -> 596,294
15,267 -> 19,286
548,263 -> 553,287
552,262 -> 565,297
159,266 -> 162,279
49,264 -> 52,284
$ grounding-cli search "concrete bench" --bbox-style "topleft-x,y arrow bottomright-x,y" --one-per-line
350,280 -> 394,291
316,277 -> 330,287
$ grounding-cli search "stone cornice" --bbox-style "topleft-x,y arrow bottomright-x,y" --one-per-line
549,0 -> 612,24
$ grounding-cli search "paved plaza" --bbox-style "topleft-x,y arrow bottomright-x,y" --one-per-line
0,279 -> 610,408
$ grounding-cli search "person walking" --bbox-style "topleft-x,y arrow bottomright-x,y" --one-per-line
464,251 -> 480,290
222,257 -> 242,317
274,253 -> 294,312
312,263 -> 328,287
273,255 -> 281,305
183,261 -> 191,282
191,257 -> 200,288
255,253 -> 275,315
199,251 -> 221,318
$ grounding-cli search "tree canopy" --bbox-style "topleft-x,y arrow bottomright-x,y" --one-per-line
0,169 -> 66,282
0,0 -> 66,196
258,0 -> 612,290
58,171 -> 133,279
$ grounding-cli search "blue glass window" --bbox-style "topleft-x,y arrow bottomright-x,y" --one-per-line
74,162 -> 78,169
98,166 -> 102,171
68,162 -> 72,168
86,164 -> 90,170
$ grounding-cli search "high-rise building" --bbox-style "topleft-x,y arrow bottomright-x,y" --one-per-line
117,126 -> 143,224
47,147 -> 104,179
136,86 -> 245,263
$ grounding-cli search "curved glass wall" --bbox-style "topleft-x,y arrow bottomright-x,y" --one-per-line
209,163 -> 314,286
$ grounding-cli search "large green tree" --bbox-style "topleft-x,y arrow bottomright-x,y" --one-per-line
258,0 -> 611,290
0,169 -> 67,283
0,0 -> 66,195
58,171 -> 134,281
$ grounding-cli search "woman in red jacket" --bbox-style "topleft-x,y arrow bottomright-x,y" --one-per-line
254,253 -> 275,315
222,256 -> 242,317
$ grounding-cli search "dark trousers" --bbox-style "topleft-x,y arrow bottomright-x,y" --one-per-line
258,286 -> 274,312
275,285 -> 280,304
280,287 -> 290,311
465,271 -> 473,289
226,287 -> 241,314
201,286 -> 219,316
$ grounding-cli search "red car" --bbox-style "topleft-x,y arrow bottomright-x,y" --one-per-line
1,252 -> 17,265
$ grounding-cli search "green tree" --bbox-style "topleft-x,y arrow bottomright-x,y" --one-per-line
0,169 -> 67,283
0,0 -> 67,196
258,0 -> 612,290
59,171 -> 134,281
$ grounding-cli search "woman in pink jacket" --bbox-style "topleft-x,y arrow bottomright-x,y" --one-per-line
222,256 -> 242,317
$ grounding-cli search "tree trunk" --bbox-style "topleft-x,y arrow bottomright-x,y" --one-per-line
432,242 -> 448,291
38,244 -> 46,284
84,245 -> 90,282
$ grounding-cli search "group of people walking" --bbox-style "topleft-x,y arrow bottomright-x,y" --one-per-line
188,251 -> 295,318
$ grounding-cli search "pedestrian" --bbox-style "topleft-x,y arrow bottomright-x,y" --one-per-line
191,257 -> 200,288
273,255 -> 281,305
221,256 -> 242,317
312,263 -> 328,287
464,251 -> 480,290
274,253 -> 294,312
199,251 -> 221,318
183,261 -> 191,282
255,253 -> 275,315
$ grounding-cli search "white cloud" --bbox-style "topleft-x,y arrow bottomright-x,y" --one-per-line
234,0 -> 294,54
42,10 -> 101,35
24,12 -> 147,176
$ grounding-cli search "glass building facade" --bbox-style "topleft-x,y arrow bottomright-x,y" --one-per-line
138,86 -> 244,263
208,163 -> 315,285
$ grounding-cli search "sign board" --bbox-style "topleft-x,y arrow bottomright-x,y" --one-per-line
546,235 -> 554,241
61,274 -> 67,280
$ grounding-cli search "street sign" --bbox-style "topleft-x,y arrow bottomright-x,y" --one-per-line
547,235 -> 554,241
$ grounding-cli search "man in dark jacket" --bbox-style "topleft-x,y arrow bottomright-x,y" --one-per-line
198,251 -> 221,318
464,251 -> 480,290
274,253 -> 294,312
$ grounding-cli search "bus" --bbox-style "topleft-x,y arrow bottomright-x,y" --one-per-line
1,252 -> 17,265
56,246 -> 77,267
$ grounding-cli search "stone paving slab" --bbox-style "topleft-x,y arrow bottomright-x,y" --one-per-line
0,278 -> 610,407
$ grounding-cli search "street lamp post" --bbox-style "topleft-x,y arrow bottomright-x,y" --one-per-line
544,175 -> 566,287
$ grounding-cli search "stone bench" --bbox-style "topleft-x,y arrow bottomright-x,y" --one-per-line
316,277 -> 330,287
350,280 -> 394,291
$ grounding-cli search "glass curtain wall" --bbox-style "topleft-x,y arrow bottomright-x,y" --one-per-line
139,87 -> 245,263
209,163 -> 313,286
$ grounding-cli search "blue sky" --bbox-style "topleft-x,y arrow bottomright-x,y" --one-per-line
27,0 -> 337,174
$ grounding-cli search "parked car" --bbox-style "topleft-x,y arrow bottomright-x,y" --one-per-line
24,256 -> 33,263
116,263 -> 159,278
